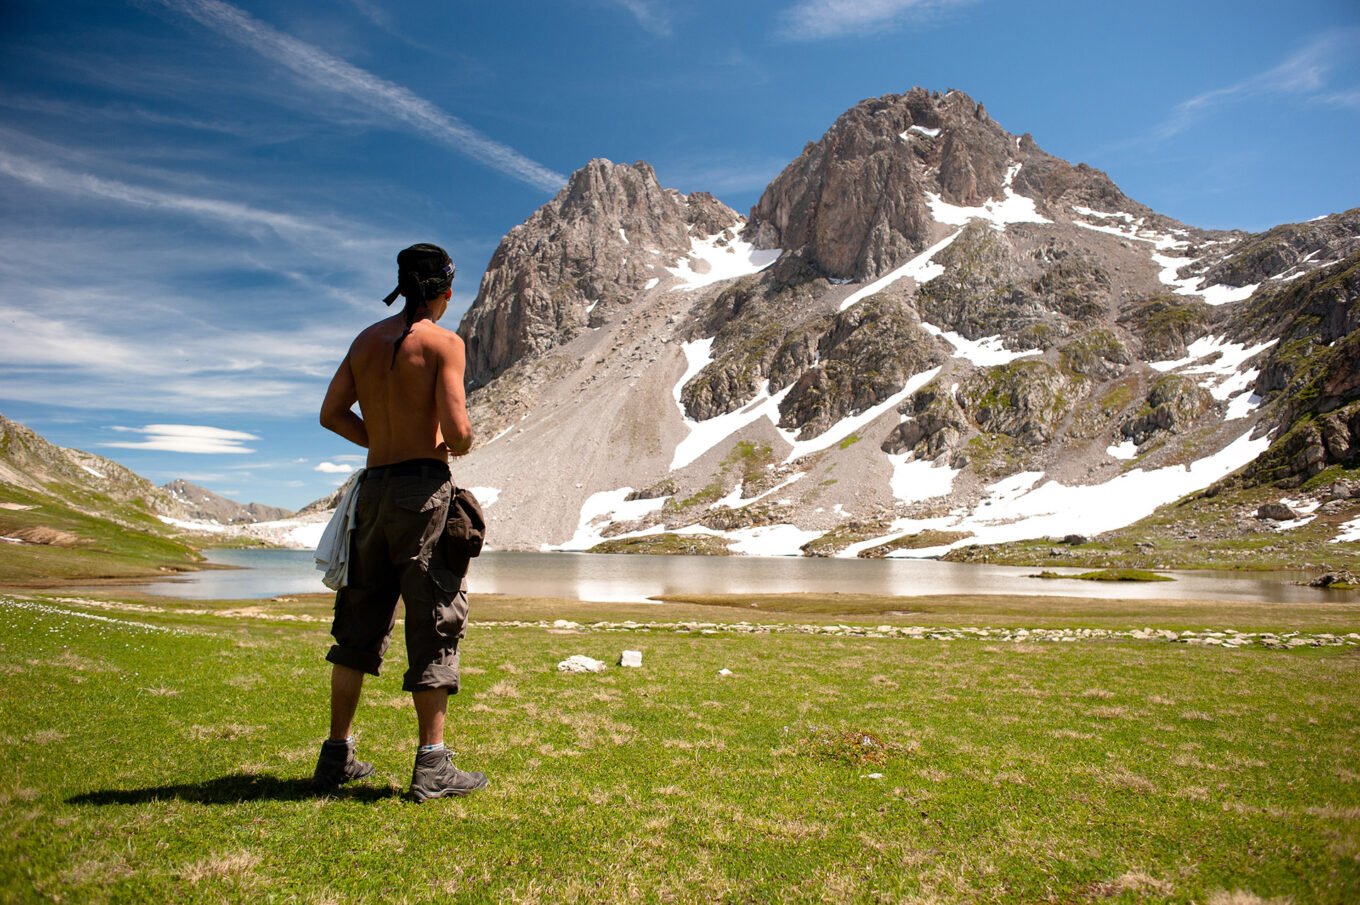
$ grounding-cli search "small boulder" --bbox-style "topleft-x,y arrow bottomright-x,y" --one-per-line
1308,570 -> 1357,589
1256,502 -> 1298,521
619,650 -> 642,668
1062,534 -> 1088,545
557,655 -> 606,674
717,668 -> 734,677
1324,479 -> 1359,502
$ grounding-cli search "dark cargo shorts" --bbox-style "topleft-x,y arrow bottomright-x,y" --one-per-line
326,459 -> 471,693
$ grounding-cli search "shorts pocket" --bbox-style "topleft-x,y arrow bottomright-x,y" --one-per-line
428,568 -> 468,641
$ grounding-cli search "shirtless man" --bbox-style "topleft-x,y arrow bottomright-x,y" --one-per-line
313,242 -> 487,801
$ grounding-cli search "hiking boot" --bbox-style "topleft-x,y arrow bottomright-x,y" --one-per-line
410,747 -> 487,802
312,739 -> 375,790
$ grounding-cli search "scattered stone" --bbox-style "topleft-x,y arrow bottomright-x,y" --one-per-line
618,650 -> 643,668
551,619 -> 582,631
1257,502 -> 1299,521
862,773 -> 885,780
717,668 -> 734,677
1062,534 -> 1088,545
557,655 -> 606,674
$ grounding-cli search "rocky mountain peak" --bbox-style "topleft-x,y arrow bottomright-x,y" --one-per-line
744,87 -> 1150,282
458,158 -> 739,389
161,479 -> 292,524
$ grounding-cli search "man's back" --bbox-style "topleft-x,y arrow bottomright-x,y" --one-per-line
321,308 -> 472,468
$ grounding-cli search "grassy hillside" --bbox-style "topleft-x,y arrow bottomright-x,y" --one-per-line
0,482 -> 202,583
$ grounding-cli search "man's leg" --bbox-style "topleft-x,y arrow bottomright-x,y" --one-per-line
329,663 -> 366,740
413,687 -> 447,747
314,663 -> 375,788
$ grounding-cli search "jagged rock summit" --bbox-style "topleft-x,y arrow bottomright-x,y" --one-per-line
459,158 -> 741,389
444,87 -> 1359,559
745,87 -> 1152,282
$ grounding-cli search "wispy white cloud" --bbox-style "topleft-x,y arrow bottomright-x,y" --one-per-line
0,147 -> 375,252
602,0 -> 673,37
105,424 -> 258,454
156,0 -> 566,192
0,94 -> 245,135
314,461 -> 356,474
1155,29 -> 1360,139
777,0 -> 974,41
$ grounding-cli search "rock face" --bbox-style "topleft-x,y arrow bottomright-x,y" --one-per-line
1120,375 -> 1214,446
458,159 -> 739,388
432,88 -> 1360,558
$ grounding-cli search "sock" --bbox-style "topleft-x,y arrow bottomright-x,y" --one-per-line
418,742 -> 445,753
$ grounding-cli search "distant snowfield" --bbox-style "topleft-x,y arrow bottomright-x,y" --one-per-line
1150,335 -> 1276,421
159,512 -> 330,550
853,428 -> 1272,559
666,227 -> 781,290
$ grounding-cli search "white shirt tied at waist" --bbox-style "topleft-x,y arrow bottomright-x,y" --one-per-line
314,469 -> 365,590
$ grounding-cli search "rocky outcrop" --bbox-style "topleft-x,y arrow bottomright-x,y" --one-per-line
680,274 -> 830,420
1117,294 -> 1214,361
882,382 -> 969,459
745,88 -> 1155,285
1196,208 -> 1360,289
1119,375 -> 1214,446
958,361 -> 1080,446
458,159 -> 739,388
777,295 -> 945,438
1058,329 -> 1131,381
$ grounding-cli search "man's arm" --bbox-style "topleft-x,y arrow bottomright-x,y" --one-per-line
436,332 -> 474,456
320,351 -> 369,449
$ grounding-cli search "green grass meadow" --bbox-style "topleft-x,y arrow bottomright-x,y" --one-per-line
1,591 -> 1358,903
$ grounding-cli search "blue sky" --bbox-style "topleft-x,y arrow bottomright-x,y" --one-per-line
1,0 -> 1357,510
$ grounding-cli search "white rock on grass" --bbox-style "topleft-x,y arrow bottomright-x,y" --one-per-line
717,668 -> 734,677
619,650 -> 643,668
557,655 -> 606,673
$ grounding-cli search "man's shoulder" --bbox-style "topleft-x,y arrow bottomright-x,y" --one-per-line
417,322 -> 465,352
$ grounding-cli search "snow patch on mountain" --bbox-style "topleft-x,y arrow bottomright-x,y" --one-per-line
869,428 -> 1271,557
1334,517 -> 1360,544
839,230 -> 961,311
886,454 -> 960,503
1071,209 -> 1259,305
1107,440 -> 1139,460
559,487 -> 669,552
920,322 -> 1042,367
666,230 -> 781,290
926,165 -> 1050,229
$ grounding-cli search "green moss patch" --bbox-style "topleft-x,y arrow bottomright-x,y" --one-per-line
588,533 -> 732,556
1032,569 -> 1174,582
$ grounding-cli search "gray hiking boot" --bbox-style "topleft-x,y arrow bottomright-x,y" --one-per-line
312,738 -> 375,790
410,747 -> 487,802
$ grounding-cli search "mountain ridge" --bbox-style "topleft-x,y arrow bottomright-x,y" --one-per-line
443,87 -> 1359,563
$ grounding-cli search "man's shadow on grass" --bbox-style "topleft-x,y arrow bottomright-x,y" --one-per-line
68,773 -> 400,806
